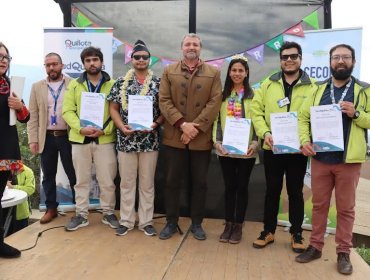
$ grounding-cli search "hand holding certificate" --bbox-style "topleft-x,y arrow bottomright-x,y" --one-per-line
128,95 -> 153,130
222,117 -> 251,155
270,112 -> 300,154
80,92 -> 105,129
310,104 -> 344,152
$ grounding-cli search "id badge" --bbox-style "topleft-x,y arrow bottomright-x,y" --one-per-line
277,97 -> 290,108
51,114 -> 57,126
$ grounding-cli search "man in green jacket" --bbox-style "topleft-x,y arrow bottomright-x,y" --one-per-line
251,41 -> 316,253
5,164 -> 35,235
296,44 -> 370,275
62,46 -> 118,231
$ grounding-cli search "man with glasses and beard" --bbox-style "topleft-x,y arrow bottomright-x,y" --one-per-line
296,44 -> 370,275
251,41 -> 316,253
27,53 -> 76,224
63,46 -> 119,231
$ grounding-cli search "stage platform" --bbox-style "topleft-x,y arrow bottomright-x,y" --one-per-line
1,213 -> 369,280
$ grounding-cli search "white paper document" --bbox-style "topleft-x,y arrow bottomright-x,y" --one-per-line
270,112 -> 300,154
80,92 -> 105,129
128,95 -> 153,130
310,104 -> 344,152
9,76 -> 25,126
222,117 -> 251,155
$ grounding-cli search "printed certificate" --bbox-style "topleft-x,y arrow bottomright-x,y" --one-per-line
9,76 -> 25,126
128,95 -> 153,130
270,112 -> 300,154
310,104 -> 344,152
222,117 -> 251,155
80,92 -> 105,129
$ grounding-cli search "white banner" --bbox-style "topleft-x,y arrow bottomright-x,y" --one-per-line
284,27 -> 362,81
44,27 -> 113,78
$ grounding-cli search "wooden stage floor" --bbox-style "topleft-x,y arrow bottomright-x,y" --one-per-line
1,213 -> 369,280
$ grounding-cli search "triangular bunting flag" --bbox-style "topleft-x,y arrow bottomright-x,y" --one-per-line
124,44 -> 133,64
205,58 -> 224,70
284,23 -> 304,37
149,56 -> 160,68
246,45 -> 264,64
112,37 -> 123,54
76,12 -> 92,27
161,58 -> 177,67
303,11 -> 319,30
266,35 -> 284,52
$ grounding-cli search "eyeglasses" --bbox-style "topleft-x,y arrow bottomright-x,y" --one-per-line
44,62 -> 61,68
331,55 -> 352,62
133,55 -> 150,61
280,54 -> 301,61
0,54 -> 12,62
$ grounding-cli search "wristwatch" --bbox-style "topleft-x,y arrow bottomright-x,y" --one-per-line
353,110 -> 360,119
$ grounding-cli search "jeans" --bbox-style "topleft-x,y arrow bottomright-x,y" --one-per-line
40,134 -> 76,209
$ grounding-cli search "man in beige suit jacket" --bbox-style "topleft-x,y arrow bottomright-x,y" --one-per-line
27,53 -> 76,224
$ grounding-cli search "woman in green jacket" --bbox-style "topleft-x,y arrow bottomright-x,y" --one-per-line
213,56 -> 258,244
5,164 -> 35,235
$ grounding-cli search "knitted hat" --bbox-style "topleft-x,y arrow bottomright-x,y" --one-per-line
131,40 -> 151,57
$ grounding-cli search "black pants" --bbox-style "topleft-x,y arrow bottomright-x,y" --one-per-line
0,171 -> 11,232
163,145 -> 211,225
263,150 -> 307,234
219,156 -> 256,223
40,134 -> 76,209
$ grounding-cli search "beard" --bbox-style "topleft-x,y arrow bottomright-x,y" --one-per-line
48,70 -> 62,81
331,65 -> 353,80
282,68 -> 300,76
86,66 -> 102,75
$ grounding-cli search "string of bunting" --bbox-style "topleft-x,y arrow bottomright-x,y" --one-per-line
71,6 -> 320,70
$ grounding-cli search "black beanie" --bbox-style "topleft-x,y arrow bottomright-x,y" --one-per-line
131,40 -> 151,57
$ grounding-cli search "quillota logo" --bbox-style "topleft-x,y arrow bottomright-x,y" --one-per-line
65,39 -> 92,49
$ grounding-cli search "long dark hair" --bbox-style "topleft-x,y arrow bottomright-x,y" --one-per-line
222,58 -> 253,101
0,42 -> 11,84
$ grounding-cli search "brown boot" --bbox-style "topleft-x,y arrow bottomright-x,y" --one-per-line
40,208 -> 58,224
219,222 -> 233,243
337,252 -> 353,275
229,223 -> 243,244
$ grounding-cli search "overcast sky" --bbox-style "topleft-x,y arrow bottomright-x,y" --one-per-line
1,0 -> 369,79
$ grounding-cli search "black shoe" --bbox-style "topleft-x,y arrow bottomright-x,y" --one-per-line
0,243 -> 21,258
191,224 -> 206,240
159,223 -> 178,240
337,252 -> 353,275
295,245 -> 322,263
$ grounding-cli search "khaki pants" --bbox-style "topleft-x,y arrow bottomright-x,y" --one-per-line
118,151 -> 158,229
72,143 -> 117,218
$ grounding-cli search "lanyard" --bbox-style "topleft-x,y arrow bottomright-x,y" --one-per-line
87,77 -> 103,93
330,78 -> 352,104
47,80 -> 65,113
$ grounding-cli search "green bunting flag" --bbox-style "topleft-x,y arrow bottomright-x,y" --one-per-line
76,12 -> 92,27
303,11 -> 319,30
265,35 -> 284,52
149,56 -> 160,68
